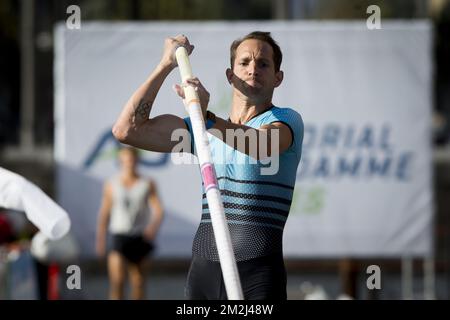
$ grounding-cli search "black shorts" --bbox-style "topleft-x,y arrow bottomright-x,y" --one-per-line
185,254 -> 287,300
111,234 -> 154,264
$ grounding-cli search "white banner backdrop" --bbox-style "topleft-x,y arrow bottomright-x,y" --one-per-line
55,21 -> 433,258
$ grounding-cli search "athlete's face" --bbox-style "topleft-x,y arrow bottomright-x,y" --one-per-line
119,149 -> 137,172
227,39 -> 283,99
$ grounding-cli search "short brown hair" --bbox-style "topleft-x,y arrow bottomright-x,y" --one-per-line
230,31 -> 282,72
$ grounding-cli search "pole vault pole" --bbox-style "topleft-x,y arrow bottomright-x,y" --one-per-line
175,45 -> 243,300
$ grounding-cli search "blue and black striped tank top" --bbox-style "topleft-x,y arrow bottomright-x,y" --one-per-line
184,106 -> 304,262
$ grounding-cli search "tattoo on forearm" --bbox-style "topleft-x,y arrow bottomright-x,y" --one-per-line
135,100 -> 152,120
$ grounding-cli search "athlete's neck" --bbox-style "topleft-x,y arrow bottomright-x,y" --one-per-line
120,170 -> 138,182
229,95 -> 273,125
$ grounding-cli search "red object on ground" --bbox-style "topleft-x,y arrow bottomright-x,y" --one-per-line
0,214 -> 14,244
48,264 -> 60,300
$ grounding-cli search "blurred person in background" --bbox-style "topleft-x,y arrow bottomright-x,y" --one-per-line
96,146 -> 164,300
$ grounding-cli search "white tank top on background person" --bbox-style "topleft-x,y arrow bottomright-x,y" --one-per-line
109,176 -> 151,235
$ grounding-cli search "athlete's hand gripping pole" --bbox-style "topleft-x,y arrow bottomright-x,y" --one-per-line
175,46 -> 244,300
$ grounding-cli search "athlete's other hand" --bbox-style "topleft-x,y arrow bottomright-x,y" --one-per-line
173,77 -> 210,118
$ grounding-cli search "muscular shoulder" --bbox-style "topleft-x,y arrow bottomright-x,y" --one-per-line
266,107 -> 303,127
262,106 -> 304,156
146,178 -> 158,192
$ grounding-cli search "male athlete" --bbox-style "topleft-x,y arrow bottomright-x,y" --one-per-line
113,31 -> 304,299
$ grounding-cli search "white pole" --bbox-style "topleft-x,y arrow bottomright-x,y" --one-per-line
423,256 -> 436,300
401,257 -> 414,300
175,46 -> 243,300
